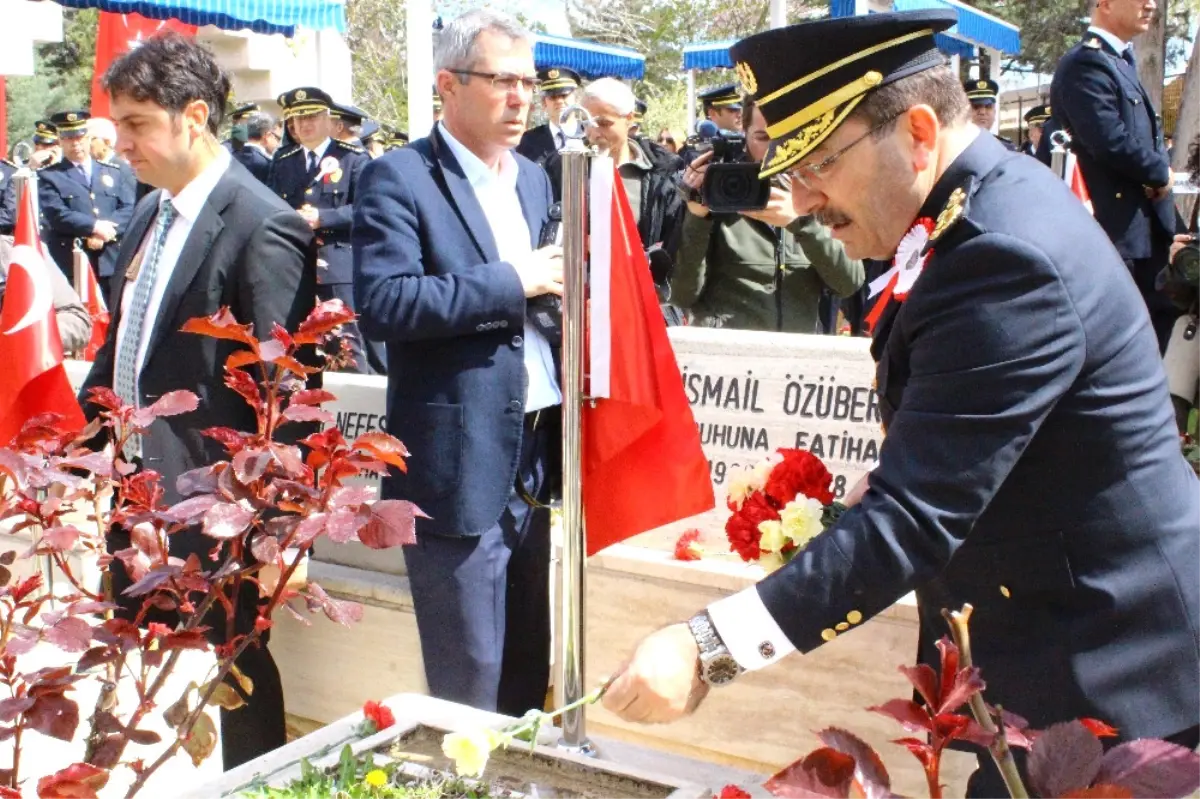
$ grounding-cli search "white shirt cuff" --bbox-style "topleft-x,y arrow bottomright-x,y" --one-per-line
707,585 -> 795,671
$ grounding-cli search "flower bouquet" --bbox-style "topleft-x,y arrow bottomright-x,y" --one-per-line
724,448 -> 846,571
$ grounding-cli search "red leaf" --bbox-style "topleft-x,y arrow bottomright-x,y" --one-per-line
25,694 -> 79,741
41,525 -> 82,552
1080,719 -> 1120,739
36,762 -> 109,799
200,427 -> 250,454
934,636 -> 960,713
255,615 -> 273,634
120,566 -> 178,598
1094,739 -> 1200,798
11,573 -> 43,602
766,747 -> 857,798
1060,786 -> 1135,798
83,387 -> 123,413
176,464 -> 222,496
1028,721 -> 1104,799
867,699 -> 932,735
937,665 -> 985,716
76,647 -> 118,673
45,617 -> 93,653
233,449 -> 273,484
718,787 -> 752,799
161,630 -> 210,652
257,338 -> 287,363
358,500 -> 424,549
673,529 -> 703,561
202,502 -> 255,540
144,390 -> 199,420
294,299 -> 356,344
180,308 -> 256,346
892,737 -> 935,769
269,444 -> 309,479
897,663 -> 939,711
0,696 -> 34,722
304,582 -> 364,627
250,534 -> 281,565
352,432 -> 410,472
165,495 -> 221,525
224,369 -> 263,411
330,485 -> 377,508
225,350 -> 259,370
817,727 -> 892,799
270,322 -> 294,351
290,389 -> 337,406
282,404 -> 335,425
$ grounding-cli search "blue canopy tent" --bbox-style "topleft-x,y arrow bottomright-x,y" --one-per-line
53,0 -> 345,36
533,34 -> 645,80
829,0 -> 1020,60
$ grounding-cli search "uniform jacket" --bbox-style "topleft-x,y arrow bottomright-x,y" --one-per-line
1048,33 -> 1174,260
78,159 -> 317,563
0,160 -> 15,234
38,158 -> 135,279
753,133 -> 1199,741
671,211 -> 864,332
352,127 -> 555,538
268,138 -> 369,284
516,124 -> 562,200
234,144 -> 272,185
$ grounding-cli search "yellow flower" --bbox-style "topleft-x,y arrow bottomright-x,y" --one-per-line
757,519 -> 786,554
442,729 -> 504,777
364,769 -> 388,788
759,550 -> 786,573
779,496 -> 825,549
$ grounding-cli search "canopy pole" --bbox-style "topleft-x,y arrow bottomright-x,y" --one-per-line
686,69 -> 696,136
769,0 -> 786,28
407,0 -> 433,137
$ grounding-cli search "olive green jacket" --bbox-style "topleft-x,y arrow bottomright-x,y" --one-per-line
670,211 -> 864,333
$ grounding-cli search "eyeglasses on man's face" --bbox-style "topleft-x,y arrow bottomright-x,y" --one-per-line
789,113 -> 901,191
451,70 -> 541,95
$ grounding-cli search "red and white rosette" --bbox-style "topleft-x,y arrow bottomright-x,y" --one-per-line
317,156 -> 340,180
864,217 -> 934,332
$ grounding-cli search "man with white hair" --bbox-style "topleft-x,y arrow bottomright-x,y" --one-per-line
89,115 -> 141,203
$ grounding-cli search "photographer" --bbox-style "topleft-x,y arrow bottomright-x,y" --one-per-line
671,97 -> 864,332
1161,135 -> 1199,434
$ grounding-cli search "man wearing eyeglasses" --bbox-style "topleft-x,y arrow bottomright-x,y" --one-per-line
600,10 -> 1198,795
353,8 -> 562,718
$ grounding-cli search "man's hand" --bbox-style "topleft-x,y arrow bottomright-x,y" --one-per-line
1145,170 -> 1174,201
92,220 -> 118,241
298,204 -> 321,228
1170,233 -> 1196,264
601,623 -> 710,724
741,186 -> 799,228
84,235 -> 106,251
682,151 -> 713,218
513,246 -> 564,298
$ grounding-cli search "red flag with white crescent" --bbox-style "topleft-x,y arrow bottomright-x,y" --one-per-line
1064,151 -> 1094,215
91,13 -> 197,119
0,184 -> 87,443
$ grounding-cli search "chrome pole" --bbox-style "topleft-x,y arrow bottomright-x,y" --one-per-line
1049,128 -> 1071,182
555,105 -> 594,755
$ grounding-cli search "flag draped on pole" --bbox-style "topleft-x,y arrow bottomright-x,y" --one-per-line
91,13 -> 197,119
75,252 -> 110,362
1064,149 -> 1093,215
582,161 -> 714,556
0,185 -> 88,444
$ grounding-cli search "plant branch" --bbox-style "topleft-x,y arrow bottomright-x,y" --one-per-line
942,606 -> 1029,799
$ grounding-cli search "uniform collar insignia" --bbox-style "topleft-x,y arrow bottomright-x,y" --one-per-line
1084,36 -> 1102,49
927,181 -> 971,248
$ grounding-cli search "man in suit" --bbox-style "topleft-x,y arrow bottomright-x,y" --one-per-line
601,11 -> 1199,796
353,8 -> 562,717
268,87 -> 383,374
964,78 -> 1016,150
81,32 -> 316,770
232,111 -> 277,184
38,111 -> 135,298
1047,0 -> 1177,350
1021,103 -> 1050,156
516,66 -> 581,186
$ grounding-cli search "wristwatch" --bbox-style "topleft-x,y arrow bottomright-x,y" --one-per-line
688,610 -> 743,686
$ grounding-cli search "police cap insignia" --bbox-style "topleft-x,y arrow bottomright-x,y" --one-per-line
296,89 -> 307,101
930,185 -> 968,244
729,9 -> 956,178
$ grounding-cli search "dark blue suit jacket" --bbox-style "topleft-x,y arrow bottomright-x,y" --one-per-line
1048,33 -> 1174,260
352,127 -> 554,538
234,144 -> 272,185
38,158 -> 135,279
268,139 -> 369,285
754,134 -> 1198,741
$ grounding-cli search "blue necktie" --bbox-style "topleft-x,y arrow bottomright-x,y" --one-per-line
1122,46 -> 1136,67
77,163 -> 90,187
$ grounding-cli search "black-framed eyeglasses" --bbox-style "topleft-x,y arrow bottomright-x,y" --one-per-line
451,70 -> 541,94
790,113 -> 902,191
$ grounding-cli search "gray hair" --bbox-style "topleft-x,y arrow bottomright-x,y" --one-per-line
434,9 -> 532,75
581,78 -> 636,117
88,116 -> 117,144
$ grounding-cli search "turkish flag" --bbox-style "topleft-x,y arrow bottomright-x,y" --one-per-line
0,184 -> 87,444
91,13 -> 197,119
1064,150 -> 1094,215
74,250 -> 110,362
581,163 -> 714,556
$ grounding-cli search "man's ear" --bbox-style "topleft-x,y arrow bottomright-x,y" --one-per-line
903,104 -> 940,172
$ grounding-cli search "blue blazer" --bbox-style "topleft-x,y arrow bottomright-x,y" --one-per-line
754,134 -> 1198,741
1048,33 -> 1174,260
352,127 -> 554,537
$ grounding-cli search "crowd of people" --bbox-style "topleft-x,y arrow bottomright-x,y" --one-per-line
0,0 -> 1195,787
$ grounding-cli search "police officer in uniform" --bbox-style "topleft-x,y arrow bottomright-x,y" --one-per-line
360,120 -> 389,158
1021,103 -> 1050,156
386,130 -> 410,152
631,98 -> 648,138
600,11 -> 1199,797
0,155 -> 16,235
1047,7 -> 1177,351
964,78 -> 1015,150
516,66 -> 582,180
678,84 -> 743,166
223,102 -> 259,152
268,87 -> 384,375
30,120 -> 62,169
330,102 -> 368,145
38,110 -> 135,297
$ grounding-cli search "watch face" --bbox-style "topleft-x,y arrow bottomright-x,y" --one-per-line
705,655 -> 740,686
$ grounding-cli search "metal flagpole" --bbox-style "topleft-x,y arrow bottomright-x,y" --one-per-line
1049,128 -> 1071,181
555,105 -> 595,755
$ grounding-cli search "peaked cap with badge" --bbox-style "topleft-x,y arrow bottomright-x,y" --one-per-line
1023,104 -> 1050,125
964,77 -> 999,104
50,110 -> 91,138
538,67 -> 581,96
331,103 -> 368,126
230,102 -> 260,123
278,87 -> 334,119
33,120 -> 59,145
730,9 -> 956,178
697,83 -> 741,110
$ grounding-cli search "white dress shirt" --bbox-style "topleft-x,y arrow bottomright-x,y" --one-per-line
438,123 -> 562,412
69,157 -> 93,184
115,146 -> 232,389
302,138 -> 331,169
707,584 -> 797,671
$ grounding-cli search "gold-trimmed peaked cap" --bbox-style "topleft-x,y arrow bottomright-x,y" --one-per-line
33,120 -> 59,145
1024,104 -> 1050,125
279,86 -> 333,119
230,102 -> 260,122
964,77 -> 999,103
50,110 -> 90,137
730,9 -> 957,178
698,83 -> 741,110
538,67 -> 581,96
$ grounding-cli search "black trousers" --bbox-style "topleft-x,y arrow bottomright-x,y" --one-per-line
402,412 -> 554,718
319,283 -> 387,376
966,724 -> 1199,797
107,532 -> 286,771
1127,256 -> 1181,353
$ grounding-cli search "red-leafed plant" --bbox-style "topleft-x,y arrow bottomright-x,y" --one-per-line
0,300 -> 423,798
758,606 -> 1200,799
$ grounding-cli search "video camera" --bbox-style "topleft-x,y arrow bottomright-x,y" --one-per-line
694,120 -> 771,214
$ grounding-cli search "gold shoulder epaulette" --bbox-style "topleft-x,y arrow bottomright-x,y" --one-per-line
333,139 -> 365,154
275,145 -> 303,161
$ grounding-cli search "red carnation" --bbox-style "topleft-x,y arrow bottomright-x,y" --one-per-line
718,786 -> 752,799
764,449 -> 834,507
725,492 -> 779,563
363,700 -> 395,732
674,529 -> 703,561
